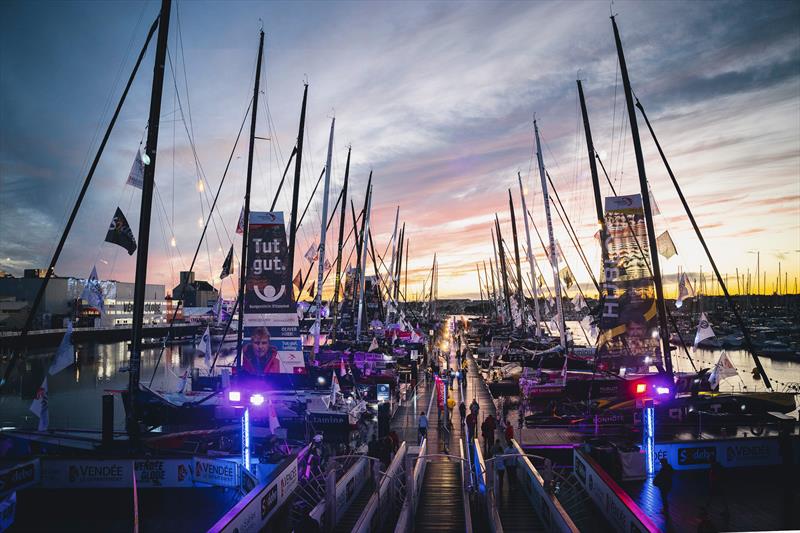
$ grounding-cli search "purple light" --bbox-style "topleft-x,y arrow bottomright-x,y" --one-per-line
250,393 -> 265,406
228,391 -> 241,402
655,386 -> 670,395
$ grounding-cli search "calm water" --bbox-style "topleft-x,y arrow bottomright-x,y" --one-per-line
1,328 -> 798,432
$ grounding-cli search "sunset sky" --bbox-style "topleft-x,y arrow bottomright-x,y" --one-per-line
2,0 -> 798,300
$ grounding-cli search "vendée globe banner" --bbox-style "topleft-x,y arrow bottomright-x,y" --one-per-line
244,212 -> 304,373
598,194 -> 661,372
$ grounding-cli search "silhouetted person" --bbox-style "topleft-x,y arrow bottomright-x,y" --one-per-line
654,458 -> 674,517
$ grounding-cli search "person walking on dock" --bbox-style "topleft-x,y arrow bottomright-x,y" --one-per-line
418,411 -> 428,445
654,458 -> 675,517
481,414 -> 496,456
466,412 -> 477,441
459,401 -> 467,426
470,398 -> 480,418
504,418 -> 514,443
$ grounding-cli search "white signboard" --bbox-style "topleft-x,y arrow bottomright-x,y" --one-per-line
654,437 -> 782,471
41,459 -> 195,489
193,457 -> 240,488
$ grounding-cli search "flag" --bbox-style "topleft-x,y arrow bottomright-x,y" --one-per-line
267,399 -> 280,434
368,337 -> 379,352
694,312 -> 715,347
340,358 -> 347,377
308,280 -> 316,299
324,259 -> 332,272
196,325 -> 212,369
559,266 -> 574,289
176,370 -> 189,393
709,351 -> 737,389
656,231 -> 677,259
649,186 -> 661,216
126,149 -> 144,189
30,377 -> 48,431
304,243 -> 319,263
104,207 -> 137,255
571,292 -> 587,312
292,270 -> 303,291
410,330 -> 421,343
212,297 -> 222,319
580,315 -> 598,344
330,373 -> 340,406
80,266 -> 106,314
219,246 -> 234,279
236,206 -> 245,234
675,272 -> 696,308
538,274 -> 546,288
49,320 -> 74,375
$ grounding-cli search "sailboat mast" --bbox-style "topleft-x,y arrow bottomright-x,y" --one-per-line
356,182 -> 373,339
330,147 -> 350,343
490,228 -> 503,321
508,190 -> 526,329
234,30 -> 265,368
287,84 -> 308,283
386,207 -> 399,318
395,223 -> 405,303
485,260 -> 496,319
495,216 -> 512,323
612,16 -> 673,377
534,120 -> 566,349
518,174 -> 541,336
312,118 -> 335,357
129,0 -> 172,411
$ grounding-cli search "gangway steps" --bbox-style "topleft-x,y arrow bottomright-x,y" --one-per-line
496,476 -> 546,532
333,481 -> 375,533
415,462 -> 465,532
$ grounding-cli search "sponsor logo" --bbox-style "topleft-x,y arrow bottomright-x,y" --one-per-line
68,464 -> 123,484
261,483 -> 278,519
678,446 -> 716,465
726,443 -> 772,463
0,462 -> 36,493
134,460 -> 166,486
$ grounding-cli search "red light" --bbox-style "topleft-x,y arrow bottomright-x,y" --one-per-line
635,383 -> 647,394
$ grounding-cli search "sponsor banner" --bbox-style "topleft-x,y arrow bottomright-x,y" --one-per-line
654,438 -> 781,470
210,458 -> 298,533
334,457 -> 370,523
0,460 -> 39,497
598,193 -> 661,371
574,450 -> 657,533
41,459 -> 195,488
193,457 -> 240,488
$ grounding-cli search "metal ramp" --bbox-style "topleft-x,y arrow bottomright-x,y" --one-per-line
496,475 -> 546,532
333,480 -> 376,533
415,461 -> 466,532
553,467 -> 608,533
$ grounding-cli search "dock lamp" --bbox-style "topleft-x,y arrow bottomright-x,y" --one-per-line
643,399 -> 655,476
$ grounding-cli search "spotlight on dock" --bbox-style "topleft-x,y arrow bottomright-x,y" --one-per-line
250,393 -> 265,406
228,391 -> 241,402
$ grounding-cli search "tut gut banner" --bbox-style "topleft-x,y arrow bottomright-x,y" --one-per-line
598,194 -> 661,372
244,212 -> 304,373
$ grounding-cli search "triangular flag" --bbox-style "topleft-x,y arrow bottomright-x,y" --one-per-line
292,270 -> 302,290
267,399 -> 280,434
126,149 -> 145,189
30,377 -> 48,431
219,246 -> 234,279
308,280 -> 316,299
571,292 -> 587,312
694,312 -> 715,347
324,258 -> 332,272
330,373 -> 340,406
368,337 -> 379,352
340,358 -> 347,377
80,266 -> 106,315
656,231 -> 677,259
196,325 -> 213,370
104,207 -> 137,255
675,272 -> 696,308
304,243 -> 319,263
49,320 -> 74,375
709,351 -> 737,389
236,206 -> 245,235
559,266 -> 574,289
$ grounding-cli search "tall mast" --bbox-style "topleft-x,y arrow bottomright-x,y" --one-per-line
312,118 -> 335,357
518,173 -> 541,336
534,120 -> 566,349
486,260 -> 497,319
234,30 -> 265,368
356,182 -> 372,339
612,16 -> 672,377
490,228 -> 503,321
508,190 -> 526,330
330,147 -> 350,343
128,0 -> 171,429
495,216 -> 512,323
395,223 -> 405,303
386,207 -> 399,318
476,264 -> 485,317
404,238 -> 409,311
287,83 -> 308,283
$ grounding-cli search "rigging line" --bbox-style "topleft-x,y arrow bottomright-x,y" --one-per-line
610,57 -> 619,178
148,97 -> 253,384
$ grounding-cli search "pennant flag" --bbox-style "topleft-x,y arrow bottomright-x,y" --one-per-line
559,266 -> 574,289
212,297 -> 222,319
196,326 -> 213,369
649,186 -> 661,216
368,337 -> 379,352
709,351 -> 737,389
340,358 -> 347,377
176,370 -> 189,394
656,231 -> 677,259
30,377 -> 48,431
580,315 -> 598,344
675,272 -> 696,308
308,280 -> 316,299
267,399 -> 280,435
80,266 -> 106,314
571,292 -> 587,312
538,274 -> 546,288
694,312 -> 716,347
126,149 -> 144,189
292,270 -> 303,291
219,246 -> 234,279
304,243 -> 319,263
330,373 -> 341,406
236,206 -> 245,235
324,259 -> 332,272
104,207 -> 137,255
49,320 -> 74,375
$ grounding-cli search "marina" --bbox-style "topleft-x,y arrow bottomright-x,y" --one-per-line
1,1 -> 799,532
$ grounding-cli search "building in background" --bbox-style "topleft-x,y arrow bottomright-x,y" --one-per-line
171,271 -> 218,308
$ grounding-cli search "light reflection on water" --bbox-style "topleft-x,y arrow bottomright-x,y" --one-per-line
0,340 -> 238,431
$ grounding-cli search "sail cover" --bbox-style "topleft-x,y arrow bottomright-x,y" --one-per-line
597,194 -> 662,372
243,212 -> 304,373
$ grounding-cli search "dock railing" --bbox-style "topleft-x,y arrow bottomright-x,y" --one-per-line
352,442 -> 408,533
393,437 -> 427,533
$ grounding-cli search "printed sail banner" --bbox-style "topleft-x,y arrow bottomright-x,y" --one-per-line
597,194 -> 661,371
243,212 -> 304,373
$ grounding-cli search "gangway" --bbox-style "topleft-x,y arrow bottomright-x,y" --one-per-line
414,461 -> 466,531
